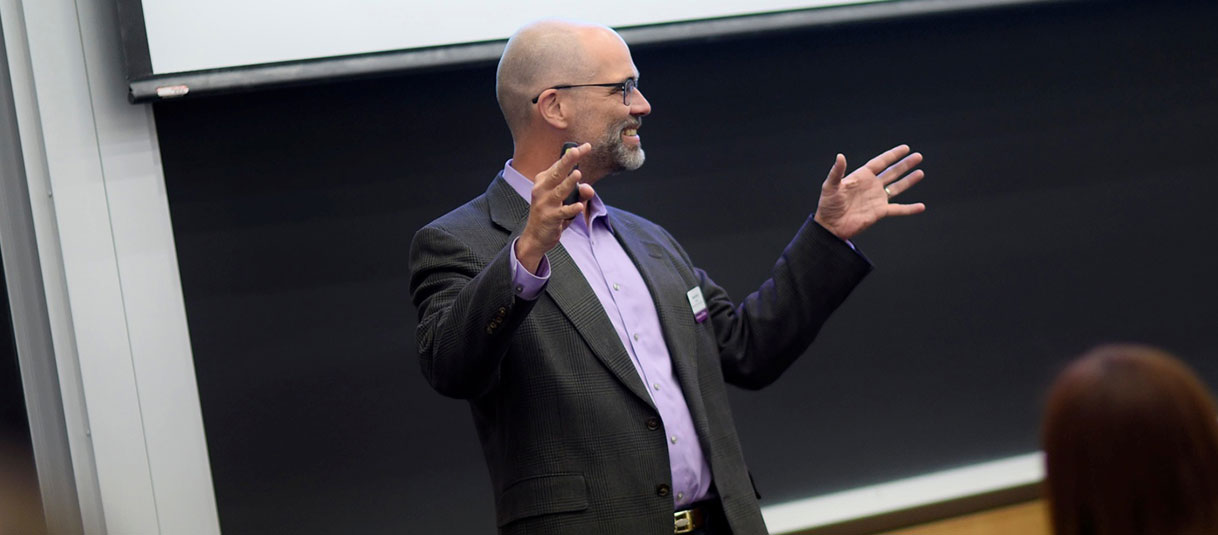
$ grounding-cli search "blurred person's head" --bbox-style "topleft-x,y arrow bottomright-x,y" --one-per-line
1043,344 -> 1218,535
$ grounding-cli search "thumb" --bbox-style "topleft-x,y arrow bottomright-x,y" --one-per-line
825,154 -> 846,187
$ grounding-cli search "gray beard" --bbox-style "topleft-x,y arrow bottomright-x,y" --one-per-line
586,121 -> 645,175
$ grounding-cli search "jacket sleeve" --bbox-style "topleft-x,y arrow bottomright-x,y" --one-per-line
409,224 -> 536,399
665,216 -> 873,390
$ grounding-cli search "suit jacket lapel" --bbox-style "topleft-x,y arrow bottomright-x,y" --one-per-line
486,175 -> 655,409
611,213 -> 713,438
543,246 -> 655,408
487,173 -> 529,234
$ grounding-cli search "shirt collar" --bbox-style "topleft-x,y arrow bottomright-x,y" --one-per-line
502,159 -> 613,233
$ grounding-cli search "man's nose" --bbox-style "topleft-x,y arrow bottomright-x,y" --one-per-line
630,88 -> 651,116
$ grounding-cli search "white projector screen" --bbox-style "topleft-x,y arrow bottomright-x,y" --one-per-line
118,0 -> 1048,103
141,0 -> 887,75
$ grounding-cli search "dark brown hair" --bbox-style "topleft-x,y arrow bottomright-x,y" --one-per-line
1042,344 -> 1218,535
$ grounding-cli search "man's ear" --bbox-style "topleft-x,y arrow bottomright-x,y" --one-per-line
536,91 -> 570,129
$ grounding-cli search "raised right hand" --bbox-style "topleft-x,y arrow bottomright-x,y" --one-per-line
515,142 -> 595,273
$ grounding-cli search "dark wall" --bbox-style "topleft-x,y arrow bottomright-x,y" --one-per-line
153,1 -> 1218,533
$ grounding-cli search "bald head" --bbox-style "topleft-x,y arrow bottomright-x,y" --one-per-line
496,20 -> 624,141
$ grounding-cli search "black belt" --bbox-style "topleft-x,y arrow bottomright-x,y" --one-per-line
674,498 -> 729,534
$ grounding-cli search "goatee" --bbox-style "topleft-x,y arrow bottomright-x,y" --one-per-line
587,118 -> 645,175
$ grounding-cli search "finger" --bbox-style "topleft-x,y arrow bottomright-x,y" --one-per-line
824,154 -> 847,187
879,152 -> 923,186
864,144 -> 911,175
577,183 -> 596,202
539,143 -> 589,189
559,201 -> 585,221
553,168 -> 583,204
885,202 -> 926,217
883,169 -> 924,198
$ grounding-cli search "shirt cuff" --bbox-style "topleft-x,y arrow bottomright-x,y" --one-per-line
509,237 -> 550,300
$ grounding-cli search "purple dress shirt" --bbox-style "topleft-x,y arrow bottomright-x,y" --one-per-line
502,161 -> 711,508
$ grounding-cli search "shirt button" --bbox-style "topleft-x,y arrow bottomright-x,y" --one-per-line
633,333 -> 640,341
678,492 -> 684,501
652,383 -> 660,391
657,484 -> 671,497
670,435 -> 678,444
515,285 -> 523,293
613,283 -> 620,291
646,417 -> 660,431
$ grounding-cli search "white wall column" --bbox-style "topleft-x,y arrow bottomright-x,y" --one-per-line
0,0 -> 220,532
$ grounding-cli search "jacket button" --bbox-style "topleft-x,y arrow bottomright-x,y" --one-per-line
656,484 -> 670,497
646,417 -> 660,431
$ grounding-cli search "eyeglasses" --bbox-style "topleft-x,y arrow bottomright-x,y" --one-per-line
531,78 -> 638,106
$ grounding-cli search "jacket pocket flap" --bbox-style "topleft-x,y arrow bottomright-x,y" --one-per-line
497,473 -> 589,527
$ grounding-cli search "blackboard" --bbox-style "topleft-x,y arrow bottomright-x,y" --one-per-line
154,1 -> 1218,532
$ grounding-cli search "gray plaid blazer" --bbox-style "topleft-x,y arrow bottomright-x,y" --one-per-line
409,174 -> 871,534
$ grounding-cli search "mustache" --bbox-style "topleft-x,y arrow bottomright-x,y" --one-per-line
619,117 -> 642,130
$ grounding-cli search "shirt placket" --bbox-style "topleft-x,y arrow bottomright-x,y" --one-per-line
576,211 -> 704,506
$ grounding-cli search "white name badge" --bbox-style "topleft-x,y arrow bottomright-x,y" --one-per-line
686,287 -> 708,323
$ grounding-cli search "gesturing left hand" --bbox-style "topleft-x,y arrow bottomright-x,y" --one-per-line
813,144 -> 926,241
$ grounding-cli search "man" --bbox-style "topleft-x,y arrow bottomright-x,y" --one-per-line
410,20 -> 925,535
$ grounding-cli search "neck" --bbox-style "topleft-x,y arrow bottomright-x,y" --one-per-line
512,140 -> 606,185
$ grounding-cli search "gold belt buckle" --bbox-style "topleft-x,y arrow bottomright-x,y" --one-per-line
674,509 -> 695,534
